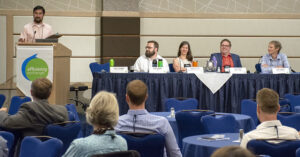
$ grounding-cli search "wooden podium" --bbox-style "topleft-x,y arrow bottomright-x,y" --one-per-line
16,43 -> 72,105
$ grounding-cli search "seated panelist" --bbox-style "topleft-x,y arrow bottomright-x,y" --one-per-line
261,40 -> 290,74
210,39 -> 242,72
173,41 -> 193,72
133,40 -> 169,72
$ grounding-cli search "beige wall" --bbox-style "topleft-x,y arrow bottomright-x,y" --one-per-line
140,18 -> 300,72
0,16 -> 6,84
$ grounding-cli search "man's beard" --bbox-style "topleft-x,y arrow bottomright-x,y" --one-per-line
34,17 -> 42,24
145,50 -> 155,58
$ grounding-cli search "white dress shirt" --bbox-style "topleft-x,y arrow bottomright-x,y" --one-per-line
240,120 -> 300,148
133,55 -> 169,72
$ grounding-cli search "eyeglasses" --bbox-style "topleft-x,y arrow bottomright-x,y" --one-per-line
145,46 -> 153,49
221,45 -> 231,47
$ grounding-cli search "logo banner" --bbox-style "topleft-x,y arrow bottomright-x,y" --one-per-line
16,46 -> 53,97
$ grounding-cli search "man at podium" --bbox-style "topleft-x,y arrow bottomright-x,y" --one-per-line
19,5 -> 53,43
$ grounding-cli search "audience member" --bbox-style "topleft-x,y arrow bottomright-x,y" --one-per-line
63,91 -> 127,157
115,80 -> 181,157
211,146 -> 255,157
134,40 -> 169,72
0,78 -> 68,155
240,88 -> 300,148
261,40 -> 290,73
19,5 -> 53,43
173,41 -> 193,72
210,39 -> 242,72
0,136 -> 8,157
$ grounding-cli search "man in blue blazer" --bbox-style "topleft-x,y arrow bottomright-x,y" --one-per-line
210,39 -> 242,72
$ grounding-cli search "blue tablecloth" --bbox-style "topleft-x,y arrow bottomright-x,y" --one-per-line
92,73 -> 300,115
151,112 -> 255,143
182,133 -> 239,157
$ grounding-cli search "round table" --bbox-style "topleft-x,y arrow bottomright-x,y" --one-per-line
182,133 -> 239,157
151,112 -> 255,143
294,106 -> 300,112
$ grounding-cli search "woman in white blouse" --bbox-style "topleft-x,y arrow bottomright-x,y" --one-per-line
173,41 -> 193,72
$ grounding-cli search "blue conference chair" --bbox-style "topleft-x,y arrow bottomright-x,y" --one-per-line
65,104 -> 83,137
201,114 -> 239,134
284,94 -> 300,112
175,110 -> 214,149
279,98 -> 291,112
8,96 -> 31,115
19,136 -> 63,157
247,139 -> 300,157
296,147 -> 300,157
164,98 -> 198,112
169,64 -> 175,72
241,99 -> 259,126
277,113 -> 300,131
0,131 -> 14,156
0,94 -> 6,108
89,62 -> 110,74
119,133 -> 165,157
45,121 -> 81,154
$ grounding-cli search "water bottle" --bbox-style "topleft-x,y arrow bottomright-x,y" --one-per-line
239,129 -> 244,141
212,56 -> 217,68
109,59 -> 114,67
170,107 -> 175,118
158,59 -> 163,67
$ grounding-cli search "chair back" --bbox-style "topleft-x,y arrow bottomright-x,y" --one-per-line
279,98 -> 291,112
89,62 -> 110,74
277,113 -> 300,131
45,121 -> 81,154
296,147 -> 300,157
8,96 -> 31,115
241,99 -> 259,126
92,150 -> 141,157
201,114 -> 239,134
255,63 -> 262,73
0,94 -> 6,108
247,139 -> 300,157
169,64 -> 175,72
19,136 -> 63,157
119,133 -> 165,157
164,98 -> 198,112
65,104 -> 83,137
284,94 -> 300,112
175,110 -> 214,148
0,131 -> 14,153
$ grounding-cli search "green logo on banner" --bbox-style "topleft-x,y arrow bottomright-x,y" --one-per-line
25,58 -> 48,81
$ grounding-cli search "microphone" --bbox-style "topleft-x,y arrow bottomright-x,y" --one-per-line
152,59 -> 157,67
32,31 -> 36,42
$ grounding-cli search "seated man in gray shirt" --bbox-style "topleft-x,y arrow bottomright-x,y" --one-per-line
115,80 -> 182,157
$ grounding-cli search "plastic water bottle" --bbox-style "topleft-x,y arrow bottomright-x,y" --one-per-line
170,107 -> 175,118
212,56 -> 217,68
109,59 -> 114,67
239,129 -> 244,142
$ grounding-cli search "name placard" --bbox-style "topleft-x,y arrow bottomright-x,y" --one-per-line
229,67 -> 247,74
149,67 -> 166,73
272,68 -> 290,74
186,67 -> 204,74
110,67 -> 128,73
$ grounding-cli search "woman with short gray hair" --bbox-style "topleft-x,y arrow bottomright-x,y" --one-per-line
63,91 -> 127,157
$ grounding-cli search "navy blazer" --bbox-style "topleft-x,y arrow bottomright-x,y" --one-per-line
209,52 -> 242,68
